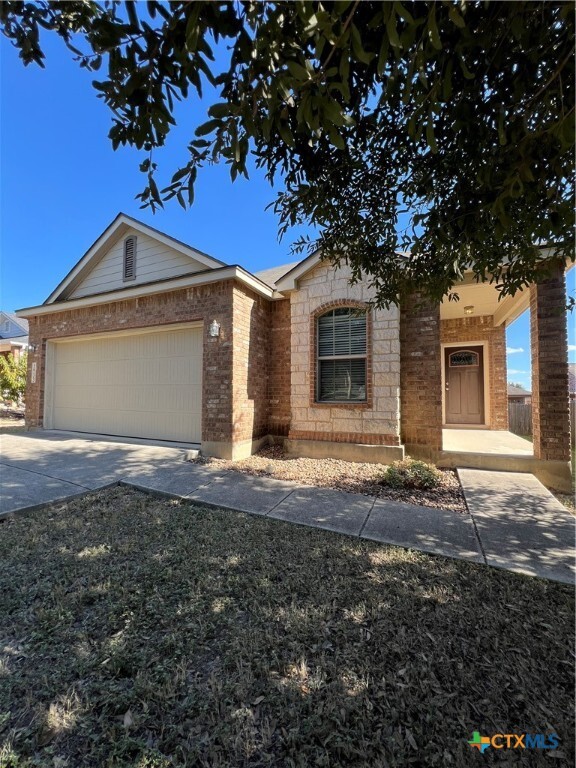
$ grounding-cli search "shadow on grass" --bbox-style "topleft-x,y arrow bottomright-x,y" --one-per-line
0,486 -> 574,768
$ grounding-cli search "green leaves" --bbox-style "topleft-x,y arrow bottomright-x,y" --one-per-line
0,352 -> 27,402
286,59 -> 310,80
195,118 -> 220,136
427,5 -> 442,50
2,0 -> 573,305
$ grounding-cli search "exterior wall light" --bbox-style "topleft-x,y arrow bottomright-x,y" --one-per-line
209,320 -> 221,337
464,306 -> 474,315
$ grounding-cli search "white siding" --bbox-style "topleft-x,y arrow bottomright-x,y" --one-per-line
69,229 -> 209,298
45,326 -> 203,443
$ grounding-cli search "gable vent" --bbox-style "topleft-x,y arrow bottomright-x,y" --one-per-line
123,236 -> 136,281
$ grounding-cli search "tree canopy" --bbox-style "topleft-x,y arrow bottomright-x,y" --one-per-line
1,1 -> 574,306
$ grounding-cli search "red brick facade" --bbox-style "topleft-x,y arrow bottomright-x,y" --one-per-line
232,284 -> 270,442
23,264 -> 570,470
268,299 -> 291,436
26,282 -> 237,443
441,315 -> 508,430
530,266 -> 571,461
25,280 -> 296,453
288,430 -> 400,445
400,296 -> 442,455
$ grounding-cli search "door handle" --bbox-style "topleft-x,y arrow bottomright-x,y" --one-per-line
445,382 -> 450,391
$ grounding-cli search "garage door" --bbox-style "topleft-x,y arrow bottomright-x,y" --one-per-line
46,325 -> 202,442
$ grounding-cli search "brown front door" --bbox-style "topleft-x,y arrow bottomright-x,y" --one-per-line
445,346 -> 484,424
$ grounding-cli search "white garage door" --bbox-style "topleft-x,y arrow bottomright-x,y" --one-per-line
46,325 -> 202,443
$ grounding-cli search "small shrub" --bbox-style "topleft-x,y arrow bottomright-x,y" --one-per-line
380,458 -> 442,490
0,352 -> 27,403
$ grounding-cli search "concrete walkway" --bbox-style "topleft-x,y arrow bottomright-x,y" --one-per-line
1,432 -> 574,584
458,469 -> 575,584
443,429 -> 533,455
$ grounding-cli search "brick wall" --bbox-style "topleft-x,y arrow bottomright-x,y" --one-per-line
440,315 -> 508,430
288,260 -> 401,445
26,282 -> 236,444
400,296 -> 442,454
231,284 -> 271,442
530,266 -> 571,461
268,299 -> 291,436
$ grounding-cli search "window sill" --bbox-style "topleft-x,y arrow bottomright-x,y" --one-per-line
313,401 -> 371,409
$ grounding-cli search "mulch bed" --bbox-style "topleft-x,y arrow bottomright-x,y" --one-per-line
199,445 -> 467,512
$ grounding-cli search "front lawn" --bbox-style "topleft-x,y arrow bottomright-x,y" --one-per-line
0,487 -> 573,767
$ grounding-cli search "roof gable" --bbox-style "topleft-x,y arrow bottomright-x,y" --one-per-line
0,311 -> 28,338
274,251 -> 324,291
47,214 -> 225,303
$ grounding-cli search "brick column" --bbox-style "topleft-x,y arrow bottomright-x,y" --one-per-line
530,265 -> 571,461
400,295 -> 442,458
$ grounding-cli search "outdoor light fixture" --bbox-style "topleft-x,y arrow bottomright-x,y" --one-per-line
209,320 -> 221,337
464,306 -> 474,315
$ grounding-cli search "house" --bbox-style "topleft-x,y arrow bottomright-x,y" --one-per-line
16,214 -> 572,489
507,384 -> 532,405
0,311 -> 29,361
569,363 -> 576,400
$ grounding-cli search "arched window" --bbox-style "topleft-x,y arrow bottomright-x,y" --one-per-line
317,308 -> 367,402
449,350 -> 479,367
123,236 -> 137,281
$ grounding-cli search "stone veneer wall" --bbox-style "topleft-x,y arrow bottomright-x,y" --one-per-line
26,281 -> 247,454
440,315 -> 508,430
530,266 -> 571,461
288,261 -> 401,445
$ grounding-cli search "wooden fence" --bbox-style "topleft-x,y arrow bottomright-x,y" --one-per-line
508,401 -> 576,444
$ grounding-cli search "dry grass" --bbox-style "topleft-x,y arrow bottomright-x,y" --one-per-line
0,487 -> 574,767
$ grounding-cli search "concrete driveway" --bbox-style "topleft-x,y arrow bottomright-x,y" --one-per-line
1,431 -> 574,584
0,430 -> 218,514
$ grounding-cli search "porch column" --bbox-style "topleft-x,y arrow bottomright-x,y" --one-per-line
400,294 -> 442,459
530,264 -> 571,461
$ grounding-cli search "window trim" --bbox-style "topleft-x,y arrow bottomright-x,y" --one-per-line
123,235 -> 137,282
315,306 -> 369,404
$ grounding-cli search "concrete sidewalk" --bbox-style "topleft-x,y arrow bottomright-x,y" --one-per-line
1,432 -> 574,584
458,469 -> 575,584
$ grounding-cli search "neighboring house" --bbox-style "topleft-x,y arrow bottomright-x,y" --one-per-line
507,384 -> 532,405
569,363 -> 576,401
16,214 -> 572,487
0,310 -> 29,361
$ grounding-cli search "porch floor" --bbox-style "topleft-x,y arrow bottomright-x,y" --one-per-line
442,429 -> 533,456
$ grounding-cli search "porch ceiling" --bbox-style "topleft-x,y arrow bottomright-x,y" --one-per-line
440,280 -> 529,326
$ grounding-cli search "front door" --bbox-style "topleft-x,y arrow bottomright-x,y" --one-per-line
445,346 -> 484,425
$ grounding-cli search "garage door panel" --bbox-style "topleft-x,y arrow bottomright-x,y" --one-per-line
48,327 -> 203,442
52,407 -> 199,437
53,383 -> 201,412
54,356 -> 201,389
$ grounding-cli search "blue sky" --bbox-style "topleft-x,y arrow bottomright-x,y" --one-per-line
1,30 -> 574,384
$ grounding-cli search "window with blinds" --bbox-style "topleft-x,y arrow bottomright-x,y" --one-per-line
317,308 -> 367,402
123,236 -> 136,281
